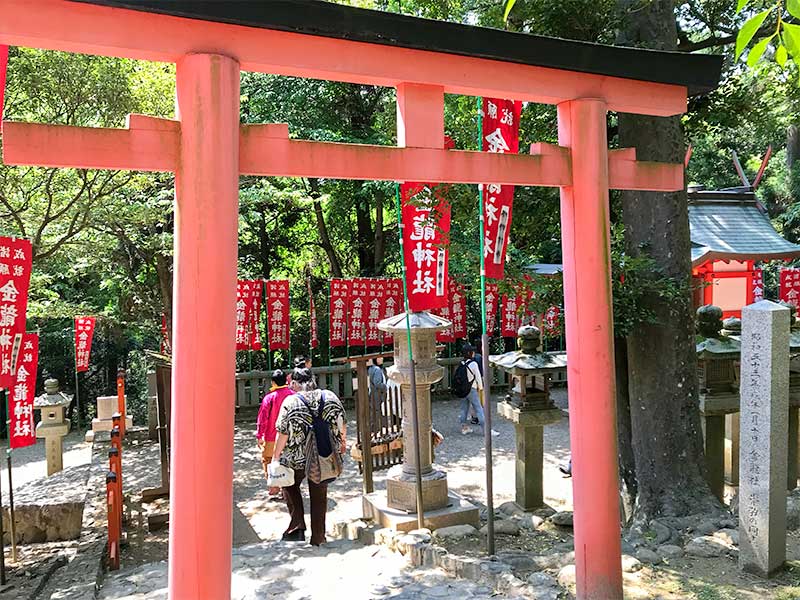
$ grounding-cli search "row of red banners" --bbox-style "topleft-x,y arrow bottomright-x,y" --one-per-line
0,234 -> 38,449
236,276 -> 562,351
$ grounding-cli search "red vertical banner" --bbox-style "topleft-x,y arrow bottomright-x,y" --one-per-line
451,279 -> 467,340
0,237 -> 32,388
348,278 -> 368,346
752,268 -> 764,303
366,279 -> 384,348
485,283 -> 499,333
501,293 -> 519,338
435,303 -> 454,343
780,268 -> 800,307
249,280 -> 263,351
74,316 -> 96,372
401,183 -> 450,311
10,332 -> 38,449
235,280 -> 250,350
308,280 -> 319,349
160,314 -> 171,355
329,279 -> 349,348
266,280 -> 290,351
543,306 -> 561,337
482,98 -> 522,280
383,278 -> 402,345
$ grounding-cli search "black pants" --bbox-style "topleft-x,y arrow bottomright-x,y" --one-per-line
283,468 -> 328,545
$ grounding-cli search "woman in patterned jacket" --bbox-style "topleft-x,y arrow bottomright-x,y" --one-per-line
271,367 -> 346,546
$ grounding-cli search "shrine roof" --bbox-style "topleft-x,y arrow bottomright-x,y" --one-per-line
72,0 -> 722,95
689,187 -> 800,266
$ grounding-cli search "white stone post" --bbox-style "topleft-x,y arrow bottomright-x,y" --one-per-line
739,300 -> 789,577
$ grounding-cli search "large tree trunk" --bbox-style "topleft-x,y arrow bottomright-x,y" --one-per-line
309,178 -> 343,278
617,0 -> 719,520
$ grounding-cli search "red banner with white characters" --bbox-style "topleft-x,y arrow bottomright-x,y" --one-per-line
236,280 -> 250,350
485,283 -> 499,333
0,45 -> 8,131
383,278 -> 403,345
482,98 -> 522,280
309,281 -> 319,349
0,237 -> 32,388
329,279 -> 349,348
401,183 -> 450,311
501,286 -> 535,338
435,303 -> 454,343
74,316 -> 96,372
249,280 -> 263,351
451,279 -> 467,340
752,268 -> 764,303
10,332 -> 38,449
780,268 -> 800,307
366,279 -> 384,348
160,314 -> 171,355
348,278 -> 369,346
542,306 -> 561,337
266,280 -> 290,351
501,293 -> 519,338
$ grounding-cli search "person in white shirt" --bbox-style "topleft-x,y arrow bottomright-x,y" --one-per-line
459,344 -> 485,435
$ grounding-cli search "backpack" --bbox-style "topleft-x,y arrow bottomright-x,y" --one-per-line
451,360 -> 475,398
297,392 -> 343,484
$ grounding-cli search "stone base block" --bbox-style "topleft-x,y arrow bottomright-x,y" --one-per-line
387,468 -> 448,512
363,492 -> 479,533
91,416 -> 133,433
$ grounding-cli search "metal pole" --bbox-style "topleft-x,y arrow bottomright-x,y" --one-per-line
477,95 -> 495,554
5,450 -> 15,562
394,183 -> 425,530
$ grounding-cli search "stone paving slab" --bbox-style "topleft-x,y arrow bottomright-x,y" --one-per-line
97,539 -> 522,600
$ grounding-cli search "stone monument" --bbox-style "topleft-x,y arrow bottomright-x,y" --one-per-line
739,300 -> 789,577
34,378 -> 72,476
490,325 -> 564,511
362,311 -> 479,532
86,392 -> 132,442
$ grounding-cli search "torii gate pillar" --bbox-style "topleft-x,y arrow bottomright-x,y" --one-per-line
558,98 -> 623,599
169,53 -> 240,599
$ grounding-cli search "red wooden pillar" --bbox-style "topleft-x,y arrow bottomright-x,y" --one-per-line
169,53 -> 240,599
557,98 -> 623,600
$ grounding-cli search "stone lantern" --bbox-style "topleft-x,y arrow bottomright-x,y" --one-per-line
696,305 -> 740,501
34,378 -> 72,476
362,311 -> 479,532
490,325 -> 564,511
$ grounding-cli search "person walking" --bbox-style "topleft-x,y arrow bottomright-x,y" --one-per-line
257,369 -> 293,499
367,357 -> 387,431
271,367 -> 346,546
454,344 -> 485,435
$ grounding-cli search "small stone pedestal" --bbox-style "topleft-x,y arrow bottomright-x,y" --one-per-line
34,379 -> 72,476
87,394 -> 132,442
363,311 -> 479,531
491,326 -> 564,511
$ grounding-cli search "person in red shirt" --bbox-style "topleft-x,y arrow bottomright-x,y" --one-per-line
257,369 -> 292,498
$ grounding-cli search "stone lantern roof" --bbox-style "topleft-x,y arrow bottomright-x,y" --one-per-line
34,378 -> 72,408
489,325 -> 567,376
377,311 -> 450,334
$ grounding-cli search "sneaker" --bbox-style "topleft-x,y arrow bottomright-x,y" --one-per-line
461,426 -> 473,435
491,429 -> 500,437
470,416 -> 480,425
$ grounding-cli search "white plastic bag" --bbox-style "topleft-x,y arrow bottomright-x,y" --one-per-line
267,461 -> 295,487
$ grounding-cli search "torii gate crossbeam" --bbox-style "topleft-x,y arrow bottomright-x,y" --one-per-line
0,2 -> 721,599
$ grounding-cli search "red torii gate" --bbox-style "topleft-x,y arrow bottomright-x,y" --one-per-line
0,1 -> 721,598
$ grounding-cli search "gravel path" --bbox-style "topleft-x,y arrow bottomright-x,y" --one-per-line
236,388 -> 573,542
99,539 -> 529,600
